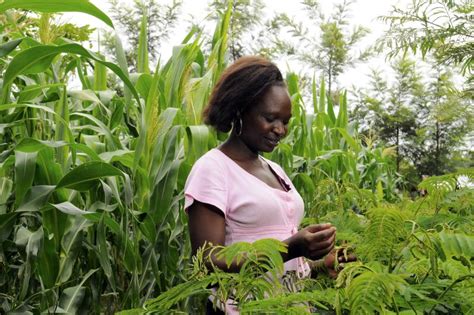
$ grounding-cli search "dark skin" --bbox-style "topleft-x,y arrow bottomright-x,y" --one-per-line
188,85 -> 354,274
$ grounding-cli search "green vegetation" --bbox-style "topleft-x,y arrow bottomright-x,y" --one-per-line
0,0 -> 472,314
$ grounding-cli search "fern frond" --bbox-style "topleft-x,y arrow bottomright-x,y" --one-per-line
240,291 -> 331,314
215,242 -> 252,268
442,188 -> 474,214
215,238 -> 287,275
144,275 -> 215,311
427,276 -> 474,314
320,210 -> 364,244
358,205 -> 408,262
398,257 -> 430,283
335,261 -> 371,289
416,213 -> 458,230
432,231 -> 474,261
418,174 -> 456,198
417,171 -> 471,197
252,238 -> 287,274
391,281 -> 442,313
346,270 -> 407,314
454,168 -> 474,181
440,258 -> 471,280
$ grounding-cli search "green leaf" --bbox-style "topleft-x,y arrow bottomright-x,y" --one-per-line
137,11 -> 149,74
16,138 -> 68,153
114,33 -> 131,104
20,227 -> 44,299
294,173 -> 315,195
2,43 -> 140,105
68,89 -> 102,103
56,161 -> 123,191
83,212 -> 120,234
37,227 -> 59,289
18,83 -> 64,103
115,309 -> 145,315
135,73 -> 153,100
0,0 -> 114,28
436,231 -> 474,259
0,177 -> 13,214
0,212 -> 17,242
186,125 -> 209,163
99,150 -> 134,164
185,69 -> 213,124
336,128 -> 360,152
25,226 -> 43,259
14,151 -> 38,206
51,202 -> 94,215
0,38 -> 23,57
97,215 -> 114,286
71,112 -> 121,150
17,185 -> 55,212
57,217 -> 92,284
348,271 -> 406,314
59,269 -> 98,313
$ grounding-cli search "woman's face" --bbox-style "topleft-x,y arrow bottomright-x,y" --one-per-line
240,85 -> 292,153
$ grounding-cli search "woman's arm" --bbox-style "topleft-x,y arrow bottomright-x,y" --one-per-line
187,200 -> 239,272
188,200 -> 336,273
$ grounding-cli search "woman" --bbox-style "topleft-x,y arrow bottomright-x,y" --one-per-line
185,56 -> 349,313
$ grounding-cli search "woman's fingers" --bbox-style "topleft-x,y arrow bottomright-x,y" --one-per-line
309,243 -> 335,260
338,253 -> 357,263
302,226 -> 336,260
288,224 -> 337,260
308,227 -> 336,244
309,232 -> 335,250
308,234 -> 336,259
306,223 -> 332,233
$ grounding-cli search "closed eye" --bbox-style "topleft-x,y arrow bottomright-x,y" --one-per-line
264,115 -> 275,123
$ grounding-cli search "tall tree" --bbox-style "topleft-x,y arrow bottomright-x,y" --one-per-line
208,0 -> 265,61
269,0 -> 372,96
104,0 -> 182,70
380,0 -> 473,95
351,58 -> 424,173
420,68 -> 474,175
352,58 -> 474,182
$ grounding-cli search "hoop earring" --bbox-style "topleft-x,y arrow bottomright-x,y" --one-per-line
234,116 -> 243,136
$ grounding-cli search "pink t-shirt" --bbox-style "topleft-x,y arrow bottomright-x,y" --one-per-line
184,148 -> 310,276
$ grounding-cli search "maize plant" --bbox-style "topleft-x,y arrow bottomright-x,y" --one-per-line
0,0 -> 230,312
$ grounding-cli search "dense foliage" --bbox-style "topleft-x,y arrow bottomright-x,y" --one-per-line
0,0 -> 472,314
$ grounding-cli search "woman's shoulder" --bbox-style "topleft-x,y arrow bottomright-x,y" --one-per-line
195,148 -> 225,165
190,148 -> 229,174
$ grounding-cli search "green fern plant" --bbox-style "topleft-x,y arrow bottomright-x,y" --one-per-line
346,269 -> 408,314
132,239 -> 288,313
357,205 -> 409,265
418,169 -> 474,213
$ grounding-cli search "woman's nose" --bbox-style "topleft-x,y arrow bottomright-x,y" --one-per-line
273,121 -> 286,136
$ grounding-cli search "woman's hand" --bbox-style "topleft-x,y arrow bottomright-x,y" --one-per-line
285,223 -> 336,261
322,247 -> 357,278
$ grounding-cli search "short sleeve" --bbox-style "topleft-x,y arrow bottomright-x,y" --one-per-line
184,154 -> 228,216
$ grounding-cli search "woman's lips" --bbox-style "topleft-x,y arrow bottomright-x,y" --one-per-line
265,137 -> 280,146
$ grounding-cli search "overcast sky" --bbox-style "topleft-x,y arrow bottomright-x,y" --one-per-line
65,0 -> 411,92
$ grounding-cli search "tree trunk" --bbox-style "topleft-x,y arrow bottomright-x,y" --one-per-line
435,120 -> 440,175
328,53 -> 333,97
396,124 -> 400,172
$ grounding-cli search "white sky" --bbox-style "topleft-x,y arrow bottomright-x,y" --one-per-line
64,0 -> 411,92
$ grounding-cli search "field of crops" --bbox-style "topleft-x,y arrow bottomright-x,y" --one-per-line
0,1 -> 473,314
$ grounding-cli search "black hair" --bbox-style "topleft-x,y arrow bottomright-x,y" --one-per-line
202,56 -> 285,132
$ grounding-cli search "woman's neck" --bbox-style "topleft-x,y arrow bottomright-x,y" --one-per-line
219,134 -> 259,163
